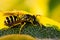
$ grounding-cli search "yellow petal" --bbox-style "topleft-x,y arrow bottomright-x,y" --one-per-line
37,15 -> 60,30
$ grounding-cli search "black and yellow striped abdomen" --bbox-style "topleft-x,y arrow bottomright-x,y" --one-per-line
4,15 -> 19,27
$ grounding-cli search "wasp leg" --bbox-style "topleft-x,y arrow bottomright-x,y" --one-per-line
19,22 -> 26,33
30,20 -> 37,26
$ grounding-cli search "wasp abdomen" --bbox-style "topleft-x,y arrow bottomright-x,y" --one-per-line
4,15 -> 18,26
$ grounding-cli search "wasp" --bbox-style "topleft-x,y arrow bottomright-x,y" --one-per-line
4,11 -> 41,33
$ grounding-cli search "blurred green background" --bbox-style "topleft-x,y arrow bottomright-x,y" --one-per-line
0,0 -> 60,22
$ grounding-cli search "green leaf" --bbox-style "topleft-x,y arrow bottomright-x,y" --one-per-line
0,22 -> 60,38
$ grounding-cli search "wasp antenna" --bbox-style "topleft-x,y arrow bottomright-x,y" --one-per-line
35,15 -> 41,17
